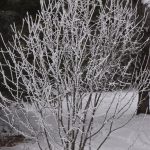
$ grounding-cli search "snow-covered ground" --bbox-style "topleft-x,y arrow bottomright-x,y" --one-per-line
102,115 -> 150,150
0,90 -> 150,150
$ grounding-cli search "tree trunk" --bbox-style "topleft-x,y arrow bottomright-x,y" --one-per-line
137,91 -> 150,114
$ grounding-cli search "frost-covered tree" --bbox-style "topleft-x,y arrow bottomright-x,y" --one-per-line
133,0 -> 150,114
0,0 -> 149,149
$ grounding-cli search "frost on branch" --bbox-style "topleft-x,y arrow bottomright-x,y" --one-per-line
0,0 -> 149,149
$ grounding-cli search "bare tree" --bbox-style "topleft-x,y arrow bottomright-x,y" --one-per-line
0,0 -> 149,149
135,0 -> 150,114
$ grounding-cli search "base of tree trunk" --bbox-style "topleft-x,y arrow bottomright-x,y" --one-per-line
137,91 -> 150,115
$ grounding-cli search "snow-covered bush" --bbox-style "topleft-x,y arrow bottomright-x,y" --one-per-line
0,0 -> 149,149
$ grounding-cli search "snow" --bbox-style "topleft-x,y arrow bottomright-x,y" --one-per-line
142,0 -> 150,5
142,0 -> 150,7
0,90 -> 150,150
98,115 -> 150,150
